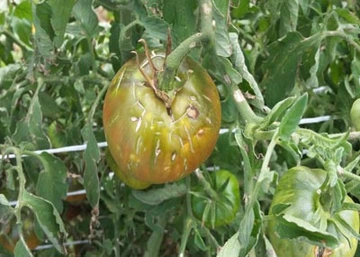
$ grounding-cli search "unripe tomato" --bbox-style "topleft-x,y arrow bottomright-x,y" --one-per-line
0,214 -> 41,253
103,52 -> 221,184
350,98 -> 360,131
191,170 -> 240,228
105,148 -> 151,189
267,166 -> 359,257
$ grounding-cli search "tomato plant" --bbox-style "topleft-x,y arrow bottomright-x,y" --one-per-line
267,166 -> 359,257
103,51 -> 221,184
191,170 -> 240,228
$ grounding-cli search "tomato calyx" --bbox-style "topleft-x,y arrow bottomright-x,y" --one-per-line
133,40 -> 177,111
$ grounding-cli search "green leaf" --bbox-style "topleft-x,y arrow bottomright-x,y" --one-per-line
305,47 -> 321,88
81,123 -> 100,208
163,0 -> 197,45
22,191 -> 66,254
14,236 -> 33,257
351,54 -> 360,89
12,93 -> 51,150
32,2 -> 54,58
72,0 -> 99,38
0,194 -> 14,221
217,231 -> 240,257
276,214 -> 339,248
238,201 -> 262,256
139,16 -> 168,41
0,64 -> 21,86
258,96 -> 296,129
278,0 -> 299,37
35,152 -> 68,213
48,0 -> 75,47
14,1 -> 32,21
278,93 -> 308,140
262,32 -> 321,107
229,33 -> 264,104
213,4 -> 231,57
132,182 -> 187,205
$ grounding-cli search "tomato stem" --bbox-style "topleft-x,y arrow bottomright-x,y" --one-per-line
341,170 -> 360,183
231,84 -> 262,124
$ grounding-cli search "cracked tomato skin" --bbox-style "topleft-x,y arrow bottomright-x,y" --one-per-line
103,52 -> 221,184
267,166 -> 359,257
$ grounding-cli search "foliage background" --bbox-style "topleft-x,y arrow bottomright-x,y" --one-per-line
0,0 -> 360,256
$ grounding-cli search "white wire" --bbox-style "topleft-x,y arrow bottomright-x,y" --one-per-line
299,115 -> 332,124
34,240 -> 90,250
0,141 -> 108,160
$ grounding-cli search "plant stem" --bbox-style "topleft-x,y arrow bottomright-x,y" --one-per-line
231,84 -> 262,124
143,214 -> 168,257
341,170 -> 360,183
178,218 -> 193,257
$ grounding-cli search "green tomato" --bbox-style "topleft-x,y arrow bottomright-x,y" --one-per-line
350,98 -> 360,131
267,166 -> 359,257
191,170 -> 240,228
103,51 -> 221,184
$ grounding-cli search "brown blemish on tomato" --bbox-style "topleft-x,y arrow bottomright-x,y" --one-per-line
186,105 -> 199,119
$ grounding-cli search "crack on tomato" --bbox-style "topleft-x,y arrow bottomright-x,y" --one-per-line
135,136 -> 143,155
184,125 -> 195,153
202,95 -> 212,102
114,68 -> 126,96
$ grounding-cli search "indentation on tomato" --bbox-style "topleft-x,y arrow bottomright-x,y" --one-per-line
186,105 -> 199,119
171,151 -> 177,161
